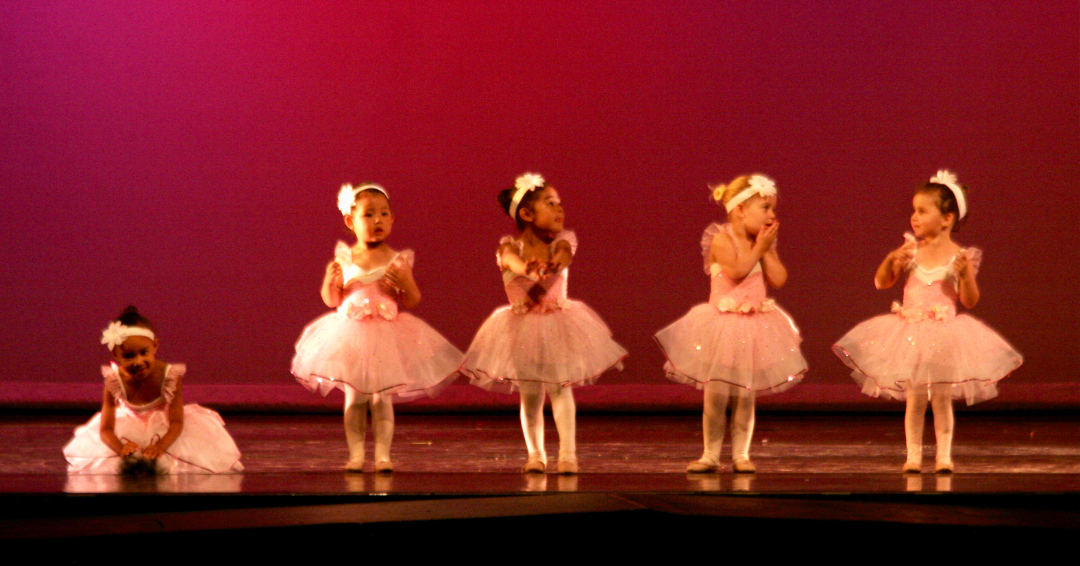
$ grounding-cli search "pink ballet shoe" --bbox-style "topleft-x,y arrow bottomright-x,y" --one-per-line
686,459 -> 719,473
374,460 -> 394,473
522,459 -> 546,473
345,458 -> 365,473
902,459 -> 922,474
934,460 -> 954,474
556,460 -> 578,474
732,458 -> 756,473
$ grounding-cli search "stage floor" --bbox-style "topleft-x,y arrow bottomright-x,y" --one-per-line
1,412 -> 1077,562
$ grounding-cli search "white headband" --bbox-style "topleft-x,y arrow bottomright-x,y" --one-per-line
508,173 -> 545,221
929,170 -> 967,220
717,174 -> 778,212
101,322 -> 155,350
337,183 -> 390,215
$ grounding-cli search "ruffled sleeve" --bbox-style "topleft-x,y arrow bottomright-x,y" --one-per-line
101,365 -> 123,402
496,236 -> 522,269
160,364 -> 186,405
963,247 -> 983,277
334,241 -> 352,266
394,249 -> 415,269
700,223 -> 724,274
553,230 -> 579,255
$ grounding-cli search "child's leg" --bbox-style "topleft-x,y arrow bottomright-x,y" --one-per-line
930,385 -> 955,472
519,381 -> 547,471
730,393 -> 756,472
689,381 -> 729,471
903,388 -> 929,472
371,392 -> 395,472
343,387 -> 369,471
545,382 -> 577,473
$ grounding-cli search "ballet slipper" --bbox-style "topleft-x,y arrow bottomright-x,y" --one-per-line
522,459 -> 546,473
374,459 -> 394,473
556,459 -> 578,474
686,459 -> 719,473
934,460 -> 954,474
732,458 -> 756,473
902,459 -> 922,474
345,457 -> 365,473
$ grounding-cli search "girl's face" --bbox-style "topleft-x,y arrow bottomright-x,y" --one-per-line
522,187 -> 564,233
113,335 -> 157,379
910,192 -> 952,238
738,194 -> 777,235
346,192 -> 394,244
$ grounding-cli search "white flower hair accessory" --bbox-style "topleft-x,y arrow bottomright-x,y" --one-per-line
100,321 -> 156,350
337,183 -> 390,216
724,174 -> 777,212
509,172 -> 545,220
929,169 -> 967,220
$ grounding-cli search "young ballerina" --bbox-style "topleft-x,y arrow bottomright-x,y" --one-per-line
655,174 -> 807,473
833,170 -> 1022,473
63,307 -> 243,474
463,173 -> 627,474
292,183 -> 462,472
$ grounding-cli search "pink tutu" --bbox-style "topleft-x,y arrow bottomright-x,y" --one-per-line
833,247 -> 1022,405
655,223 -> 807,396
292,247 -> 462,400
464,231 -> 627,393
63,364 -> 243,474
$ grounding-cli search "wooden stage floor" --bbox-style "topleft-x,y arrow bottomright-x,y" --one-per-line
1,412 -> 1077,563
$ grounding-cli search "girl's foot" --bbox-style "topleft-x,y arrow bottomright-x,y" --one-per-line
902,459 -> 922,473
934,460 -> 954,474
732,458 -> 756,473
522,458 -> 546,473
556,459 -> 578,474
374,459 -> 394,473
686,459 -> 719,473
345,458 -> 365,473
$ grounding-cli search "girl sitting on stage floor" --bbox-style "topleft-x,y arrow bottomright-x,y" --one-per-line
833,170 -> 1022,473
63,307 -> 243,474
463,173 -> 627,474
291,183 -> 462,473
655,174 -> 807,473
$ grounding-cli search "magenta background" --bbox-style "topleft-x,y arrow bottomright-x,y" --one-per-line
1,2 -> 1077,403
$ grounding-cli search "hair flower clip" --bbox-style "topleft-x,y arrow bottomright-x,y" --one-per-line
337,184 -> 358,216
100,321 -> 155,350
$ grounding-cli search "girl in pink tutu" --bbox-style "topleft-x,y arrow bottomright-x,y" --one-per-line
63,307 -> 243,474
464,173 -> 627,474
655,174 -> 807,473
292,184 -> 462,472
833,171 -> 1022,473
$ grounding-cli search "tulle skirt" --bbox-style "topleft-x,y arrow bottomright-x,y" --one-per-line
655,304 -> 807,397
63,404 -> 243,474
292,311 -> 462,401
833,313 -> 1023,405
464,301 -> 627,394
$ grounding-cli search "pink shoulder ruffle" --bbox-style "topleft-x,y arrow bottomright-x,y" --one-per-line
160,363 -> 186,404
964,247 -> 983,277
553,230 -> 578,255
334,241 -> 352,266
394,249 -> 415,269
496,236 -> 522,268
700,223 -> 725,273
101,364 -> 122,400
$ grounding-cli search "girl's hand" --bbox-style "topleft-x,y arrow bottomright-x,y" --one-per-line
119,441 -> 140,457
755,221 -> 780,251
142,443 -> 165,460
524,258 -> 546,280
889,241 -> 916,271
382,260 -> 412,294
325,261 -> 344,285
952,252 -> 972,280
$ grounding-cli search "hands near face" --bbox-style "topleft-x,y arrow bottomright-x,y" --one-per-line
756,220 -> 780,252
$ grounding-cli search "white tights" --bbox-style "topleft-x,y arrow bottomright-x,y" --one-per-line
519,382 -> 576,464
344,388 -> 395,465
904,386 -> 954,464
699,382 -> 756,465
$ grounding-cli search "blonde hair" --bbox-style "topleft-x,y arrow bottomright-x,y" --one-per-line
710,174 -> 769,216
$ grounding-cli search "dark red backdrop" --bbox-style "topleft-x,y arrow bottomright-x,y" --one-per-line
1,2 -> 1076,407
